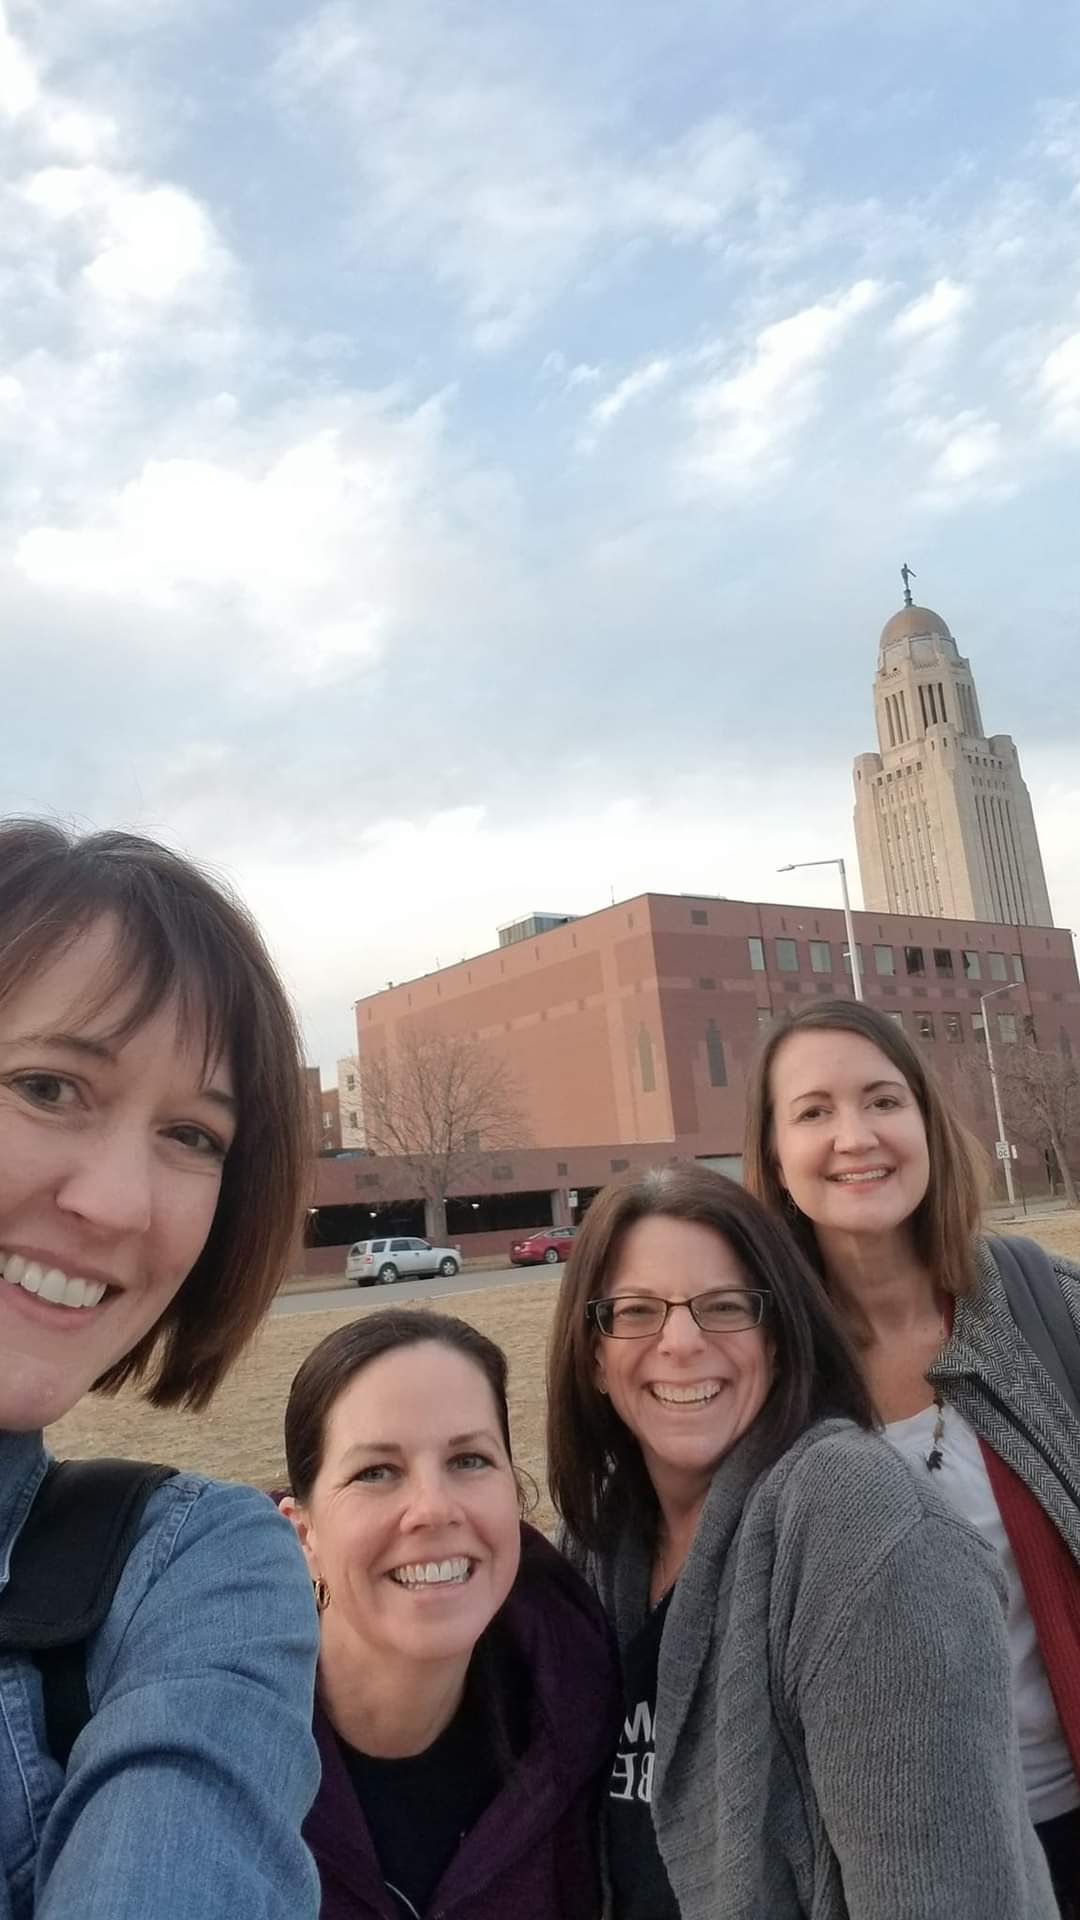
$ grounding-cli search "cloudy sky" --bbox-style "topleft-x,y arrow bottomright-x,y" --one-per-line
3,0 -> 1079,1076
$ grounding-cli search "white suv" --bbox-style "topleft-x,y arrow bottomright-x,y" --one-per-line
347,1237 -> 462,1286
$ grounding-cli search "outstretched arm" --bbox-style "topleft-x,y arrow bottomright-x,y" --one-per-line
36,1479 -> 321,1920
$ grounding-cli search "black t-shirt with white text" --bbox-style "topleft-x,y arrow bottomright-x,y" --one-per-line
606,1589 -> 680,1920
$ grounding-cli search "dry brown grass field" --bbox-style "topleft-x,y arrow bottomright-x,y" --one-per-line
47,1210 -> 1080,1538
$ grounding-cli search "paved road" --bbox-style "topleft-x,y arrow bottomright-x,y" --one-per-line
273,1263 -> 552,1316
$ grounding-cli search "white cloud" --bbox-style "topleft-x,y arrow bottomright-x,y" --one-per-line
680,279 -> 884,490
21,167 -> 228,307
273,6 -> 787,348
0,1 -> 116,156
906,408 -> 1011,508
890,277 -> 972,342
0,3 -> 39,117
586,356 -> 673,436
13,393 -> 521,684
1038,330 -> 1080,443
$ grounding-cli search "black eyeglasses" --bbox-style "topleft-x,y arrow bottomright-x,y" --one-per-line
586,1288 -> 770,1340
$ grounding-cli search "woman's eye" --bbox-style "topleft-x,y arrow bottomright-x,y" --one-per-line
166,1123 -> 228,1158
452,1452 -> 492,1472
13,1073 -> 78,1109
795,1105 -> 824,1122
351,1464 -> 395,1484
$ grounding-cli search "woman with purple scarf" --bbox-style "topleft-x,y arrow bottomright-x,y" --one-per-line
281,1308 -> 617,1920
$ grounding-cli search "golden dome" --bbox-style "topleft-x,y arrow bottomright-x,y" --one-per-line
879,605 -> 952,647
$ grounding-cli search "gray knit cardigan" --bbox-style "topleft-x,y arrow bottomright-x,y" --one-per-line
574,1420 -> 1058,1920
928,1238 -> 1080,1561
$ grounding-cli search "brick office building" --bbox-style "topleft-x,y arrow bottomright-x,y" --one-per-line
304,892 -> 1080,1271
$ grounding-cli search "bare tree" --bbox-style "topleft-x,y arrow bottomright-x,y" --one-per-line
996,1041 -> 1080,1208
360,1028 -> 531,1241
956,1038 -> 1080,1208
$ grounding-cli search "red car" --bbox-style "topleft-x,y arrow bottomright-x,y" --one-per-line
509,1226 -> 576,1267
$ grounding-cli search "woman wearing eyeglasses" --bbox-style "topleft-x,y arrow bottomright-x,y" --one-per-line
547,1163 -> 1056,1920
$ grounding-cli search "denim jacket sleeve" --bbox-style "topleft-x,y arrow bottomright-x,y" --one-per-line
33,1475 -> 321,1920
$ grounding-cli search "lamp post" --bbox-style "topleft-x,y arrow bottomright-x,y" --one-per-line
979,983 -> 1017,1207
777,857 -> 864,1001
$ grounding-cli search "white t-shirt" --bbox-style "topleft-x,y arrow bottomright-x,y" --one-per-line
886,1401 -> 1078,1823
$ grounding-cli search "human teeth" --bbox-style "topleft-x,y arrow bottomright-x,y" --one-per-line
652,1383 -> 721,1405
390,1558 -> 472,1587
833,1170 -> 889,1184
0,1253 -> 107,1309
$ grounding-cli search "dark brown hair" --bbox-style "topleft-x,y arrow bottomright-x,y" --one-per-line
546,1162 -> 874,1551
0,817 -> 309,1409
285,1309 -> 518,1503
742,998 -> 985,1295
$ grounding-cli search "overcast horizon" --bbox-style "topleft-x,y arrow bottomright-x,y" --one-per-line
3,0 -> 1078,1078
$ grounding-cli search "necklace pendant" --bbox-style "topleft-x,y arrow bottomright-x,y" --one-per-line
926,1447 -> 944,1471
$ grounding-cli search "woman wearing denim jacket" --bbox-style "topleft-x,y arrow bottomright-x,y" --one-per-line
0,821 -> 321,1920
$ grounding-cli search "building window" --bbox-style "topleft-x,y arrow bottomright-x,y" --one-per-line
916,1013 -> 935,1041
691,909 -> 708,926
874,945 -> 895,976
322,1112 -> 333,1130
748,937 -> 765,972
699,977 -> 716,990
904,946 -> 925,976
610,1158 -> 629,1173
705,1021 -> 727,1088
775,939 -> 799,973
944,1014 -> 962,1042
963,950 -> 981,980
886,1011 -> 904,1028
348,1110 -> 358,1128
1012,954 -> 1025,982
637,1025 -> 656,1093
988,952 -> 1008,981
972,1013 -> 986,1041
556,1161 -> 568,1175
998,1013 -> 1018,1043
933,948 -> 954,977
346,1073 -> 355,1091
809,940 -> 831,974
842,945 -> 864,980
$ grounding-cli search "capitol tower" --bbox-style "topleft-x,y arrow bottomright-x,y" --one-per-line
853,576 -> 1053,925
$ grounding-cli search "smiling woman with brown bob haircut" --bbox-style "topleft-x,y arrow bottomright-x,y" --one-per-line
0,818 -> 320,1919
547,1161 -> 1057,1919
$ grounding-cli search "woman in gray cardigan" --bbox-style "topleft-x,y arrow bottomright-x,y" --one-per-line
547,1162 -> 1057,1920
744,998 -> 1079,1913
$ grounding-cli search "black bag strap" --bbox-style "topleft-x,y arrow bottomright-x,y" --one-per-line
0,1459 -> 177,1768
987,1233 -> 1080,1423
0,1459 -> 177,1647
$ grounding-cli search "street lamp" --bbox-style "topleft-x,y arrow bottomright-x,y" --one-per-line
979,982 -> 1017,1207
777,857 -> 864,1001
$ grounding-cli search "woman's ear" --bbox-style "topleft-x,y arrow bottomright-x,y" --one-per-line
279,1496 -> 320,1579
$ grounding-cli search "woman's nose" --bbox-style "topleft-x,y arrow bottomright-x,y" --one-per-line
55,1128 -> 154,1237
657,1300 -> 706,1354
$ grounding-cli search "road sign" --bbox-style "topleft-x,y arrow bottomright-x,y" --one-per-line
995,1140 -> 1011,1161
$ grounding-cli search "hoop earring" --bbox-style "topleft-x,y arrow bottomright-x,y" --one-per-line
313,1578 -> 331,1614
